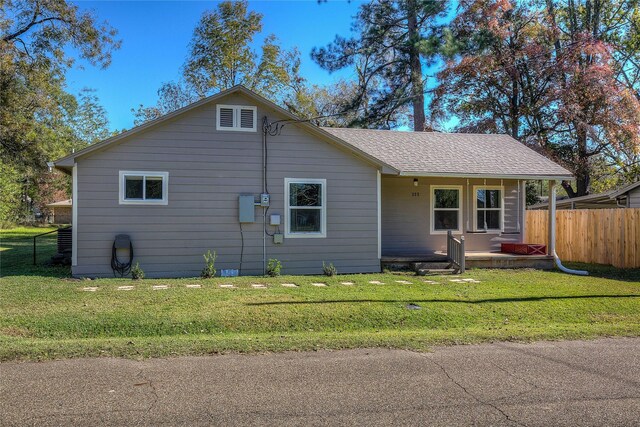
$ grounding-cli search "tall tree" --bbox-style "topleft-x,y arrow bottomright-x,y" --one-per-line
134,0 -> 305,124
312,0 -> 449,130
432,0 -> 640,197
0,0 -> 119,223
1,0 -> 120,165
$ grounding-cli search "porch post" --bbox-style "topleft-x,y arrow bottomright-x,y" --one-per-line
547,180 -> 556,256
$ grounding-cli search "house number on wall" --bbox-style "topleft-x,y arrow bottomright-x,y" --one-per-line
411,192 -> 420,197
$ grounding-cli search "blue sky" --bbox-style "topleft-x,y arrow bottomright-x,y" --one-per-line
68,1 -> 364,130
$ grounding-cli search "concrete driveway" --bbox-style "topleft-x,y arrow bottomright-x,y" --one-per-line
1,338 -> 639,426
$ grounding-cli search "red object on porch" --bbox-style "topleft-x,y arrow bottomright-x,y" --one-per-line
501,243 -> 546,255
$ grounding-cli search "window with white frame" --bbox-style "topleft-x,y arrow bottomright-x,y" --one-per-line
430,185 -> 462,234
285,178 -> 326,238
216,104 -> 257,132
474,186 -> 503,231
119,171 -> 169,205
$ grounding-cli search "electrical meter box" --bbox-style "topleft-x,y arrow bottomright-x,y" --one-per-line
260,193 -> 270,206
238,195 -> 255,223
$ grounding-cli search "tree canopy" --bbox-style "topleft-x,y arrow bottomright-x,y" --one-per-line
431,0 -> 640,196
312,0 -> 450,130
134,0 -> 310,125
0,0 -> 119,224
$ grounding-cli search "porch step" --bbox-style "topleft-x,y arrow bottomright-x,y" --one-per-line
413,261 -> 458,276
416,268 -> 457,276
413,262 -> 451,270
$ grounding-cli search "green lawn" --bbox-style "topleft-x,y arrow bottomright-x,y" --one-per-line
1,227 -> 639,361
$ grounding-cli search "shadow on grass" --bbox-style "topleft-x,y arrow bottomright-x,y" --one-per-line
246,294 -> 640,306
1,235 -> 71,278
562,262 -> 640,283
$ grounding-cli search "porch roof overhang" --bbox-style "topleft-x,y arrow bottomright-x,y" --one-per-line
322,127 -> 574,181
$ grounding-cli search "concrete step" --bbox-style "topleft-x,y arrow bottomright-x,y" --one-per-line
413,262 -> 451,270
416,268 -> 457,276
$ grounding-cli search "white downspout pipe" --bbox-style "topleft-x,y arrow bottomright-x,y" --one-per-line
548,181 -> 588,275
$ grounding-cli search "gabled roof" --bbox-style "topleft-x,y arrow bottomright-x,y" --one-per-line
321,128 -> 573,180
530,180 -> 640,209
55,85 -> 572,180
54,85 -> 398,174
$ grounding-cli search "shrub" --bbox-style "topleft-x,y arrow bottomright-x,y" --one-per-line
322,261 -> 337,277
266,258 -> 282,277
201,250 -> 217,278
131,262 -> 145,280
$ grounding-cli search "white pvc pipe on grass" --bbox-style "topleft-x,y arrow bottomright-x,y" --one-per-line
549,181 -> 589,276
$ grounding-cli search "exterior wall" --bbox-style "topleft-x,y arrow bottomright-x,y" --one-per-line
74,93 -> 380,277
629,187 -> 640,208
52,207 -> 72,224
381,176 -> 524,255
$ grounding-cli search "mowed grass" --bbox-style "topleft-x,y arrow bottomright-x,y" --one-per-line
1,227 -> 639,361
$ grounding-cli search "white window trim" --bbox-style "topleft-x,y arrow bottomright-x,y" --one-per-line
473,185 -> 504,233
430,185 -> 463,235
119,171 -> 169,205
284,178 -> 327,238
216,104 -> 257,132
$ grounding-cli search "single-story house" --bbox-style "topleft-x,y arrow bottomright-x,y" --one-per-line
530,181 -> 640,210
46,199 -> 72,224
53,85 -> 572,278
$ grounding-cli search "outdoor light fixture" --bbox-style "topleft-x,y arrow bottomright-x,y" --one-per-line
413,178 -> 419,187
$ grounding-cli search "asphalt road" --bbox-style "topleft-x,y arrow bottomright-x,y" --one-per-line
1,338 -> 639,426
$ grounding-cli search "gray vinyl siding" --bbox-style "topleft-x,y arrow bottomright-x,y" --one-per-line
381,176 -> 523,255
74,93 -> 380,277
629,187 -> 640,208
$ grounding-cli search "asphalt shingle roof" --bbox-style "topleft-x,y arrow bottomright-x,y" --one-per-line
322,127 -> 573,179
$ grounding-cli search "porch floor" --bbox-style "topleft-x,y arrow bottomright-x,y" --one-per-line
381,252 -> 555,270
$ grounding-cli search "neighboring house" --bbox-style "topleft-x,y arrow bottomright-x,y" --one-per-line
530,181 -> 640,210
46,199 -> 72,224
53,85 -> 572,278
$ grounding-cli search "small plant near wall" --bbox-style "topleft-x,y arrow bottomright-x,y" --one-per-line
131,262 -> 145,280
201,250 -> 217,279
322,261 -> 337,277
266,259 -> 282,277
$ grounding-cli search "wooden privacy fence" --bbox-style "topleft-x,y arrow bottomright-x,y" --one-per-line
525,208 -> 640,269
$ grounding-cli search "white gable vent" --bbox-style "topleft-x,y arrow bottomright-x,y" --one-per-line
216,105 -> 257,132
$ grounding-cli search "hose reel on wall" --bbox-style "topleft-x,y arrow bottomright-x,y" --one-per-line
111,234 -> 133,277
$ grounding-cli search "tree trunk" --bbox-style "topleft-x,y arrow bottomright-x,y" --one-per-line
407,0 -> 426,132
562,127 -> 590,197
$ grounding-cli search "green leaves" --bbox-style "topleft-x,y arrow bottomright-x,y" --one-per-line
0,0 -> 119,223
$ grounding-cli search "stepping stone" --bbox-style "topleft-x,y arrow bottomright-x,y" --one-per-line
395,280 -> 412,284
82,287 -> 98,292
341,281 -> 355,286
311,282 -> 327,287
369,281 -> 384,285
152,285 -> 168,290
186,284 -> 201,288
219,284 -> 235,288
449,279 -> 464,283
118,286 -> 134,291
251,284 -> 267,289
281,283 -> 298,288
422,280 -> 438,284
